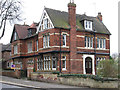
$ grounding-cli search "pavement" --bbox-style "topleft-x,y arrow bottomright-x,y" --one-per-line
0,76 -> 82,89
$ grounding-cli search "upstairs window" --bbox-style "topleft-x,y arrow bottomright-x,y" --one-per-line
28,42 -> 32,53
85,36 -> 93,48
84,20 -> 92,30
43,35 -> 50,48
28,29 -> 32,37
14,45 -> 18,54
44,18 -> 48,29
97,38 -> 106,49
63,34 -> 66,47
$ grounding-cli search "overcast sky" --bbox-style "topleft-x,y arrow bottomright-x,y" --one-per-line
0,0 -> 119,55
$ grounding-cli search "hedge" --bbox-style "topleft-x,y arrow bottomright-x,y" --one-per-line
57,74 -> 118,82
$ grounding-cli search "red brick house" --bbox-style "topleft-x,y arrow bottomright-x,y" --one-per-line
10,2 -> 111,75
1,43 -> 12,69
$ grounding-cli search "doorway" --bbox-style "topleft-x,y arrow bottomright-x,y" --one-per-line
85,57 -> 92,74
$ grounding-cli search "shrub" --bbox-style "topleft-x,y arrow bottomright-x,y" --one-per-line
97,59 -> 118,78
52,71 -> 60,75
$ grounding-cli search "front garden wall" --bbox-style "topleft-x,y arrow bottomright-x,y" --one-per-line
30,72 -> 118,88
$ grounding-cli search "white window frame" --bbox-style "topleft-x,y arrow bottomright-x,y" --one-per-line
97,38 -> 106,49
43,35 -> 50,48
85,36 -> 93,48
62,56 -> 66,70
63,34 -> 66,47
84,20 -> 92,30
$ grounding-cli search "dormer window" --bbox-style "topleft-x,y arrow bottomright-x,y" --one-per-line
84,20 -> 92,30
28,29 -> 32,36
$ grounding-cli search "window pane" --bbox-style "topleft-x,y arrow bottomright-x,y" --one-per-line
85,36 -> 87,47
100,39 -> 102,48
53,61 -> 56,68
86,21 -> 87,28
44,18 -> 48,29
46,36 -> 47,48
88,37 -> 90,47
63,34 -> 66,46
62,60 -> 65,68
43,36 -> 45,48
14,32 -> 17,40
28,42 -> 32,53
89,22 -> 91,28
36,40 -> 38,51
14,45 -> 18,54
97,38 -> 99,48
91,37 -> 93,48
103,39 -> 106,49
89,62 -> 92,68
48,35 -> 50,47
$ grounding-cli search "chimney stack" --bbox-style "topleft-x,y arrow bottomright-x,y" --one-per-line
68,1 -> 77,73
97,12 -> 102,21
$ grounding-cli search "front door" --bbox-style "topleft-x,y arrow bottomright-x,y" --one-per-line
85,57 -> 92,74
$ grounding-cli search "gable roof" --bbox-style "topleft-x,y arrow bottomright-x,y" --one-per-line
15,24 -> 29,39
45,8 -> 111,35
10,24 -> 30,43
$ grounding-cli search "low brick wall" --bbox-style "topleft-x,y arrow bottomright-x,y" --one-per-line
30,72 -> 118,88
2,70 -> 21,78
30,72 -> 58,83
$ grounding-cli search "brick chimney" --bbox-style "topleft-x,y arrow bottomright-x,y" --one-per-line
97,12 -> 102,21
68,1 -> 77,72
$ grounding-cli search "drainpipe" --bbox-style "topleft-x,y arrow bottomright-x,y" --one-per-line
59,28 -> 62,73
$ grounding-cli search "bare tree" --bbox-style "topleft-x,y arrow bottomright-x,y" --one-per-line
0,0 -> 22,39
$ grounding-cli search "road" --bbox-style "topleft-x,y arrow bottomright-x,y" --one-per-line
1,83 -> 116,90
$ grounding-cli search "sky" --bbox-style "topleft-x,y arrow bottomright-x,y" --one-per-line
0,0 -> 119,55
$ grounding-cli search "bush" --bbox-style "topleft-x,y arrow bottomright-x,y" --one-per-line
33,68 -> 35,72
52,71 -> 60,75
97,59 -> 118,78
